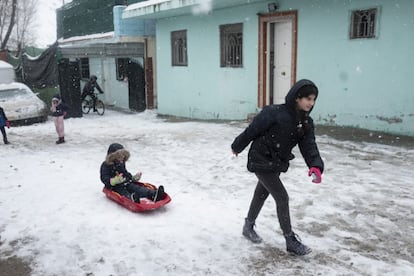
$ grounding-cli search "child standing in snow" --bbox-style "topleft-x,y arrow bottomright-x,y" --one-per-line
231,79 -> 324,256
0,106 -> 10,144
50,94 -> 67,144
100,143 -> 165,203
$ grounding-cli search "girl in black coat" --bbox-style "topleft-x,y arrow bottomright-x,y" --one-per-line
100,143 -> 165,202
231,79 -> 324,255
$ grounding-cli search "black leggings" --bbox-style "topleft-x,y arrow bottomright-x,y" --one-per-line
246,172 -> 292,235
126,183 -> 155,198
1,127 -> 7,143
112,183 -> 155,199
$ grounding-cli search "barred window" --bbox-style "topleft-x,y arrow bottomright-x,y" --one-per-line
171,30 -> 188,66
220,23 -> 243,68
79,58 -> 90,79
350,8 -> 377,39
116,58 -> 129,81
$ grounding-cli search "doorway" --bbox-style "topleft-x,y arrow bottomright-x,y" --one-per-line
58,59 -> 82,118
258,11 -> 297,107
127,58 -> 146,112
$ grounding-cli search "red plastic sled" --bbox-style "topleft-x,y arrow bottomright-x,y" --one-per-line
103,182 -> 171,212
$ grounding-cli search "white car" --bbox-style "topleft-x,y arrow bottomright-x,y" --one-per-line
0,82 -> 48,125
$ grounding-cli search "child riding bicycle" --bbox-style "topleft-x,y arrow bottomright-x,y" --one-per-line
81,75 -> 104,112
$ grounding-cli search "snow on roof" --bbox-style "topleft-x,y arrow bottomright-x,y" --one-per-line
57,31 -> 115,46
125,0 -> 171,11
0,60 -> 13,69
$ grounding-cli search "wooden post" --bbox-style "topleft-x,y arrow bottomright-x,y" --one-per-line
0,50 -> 7,61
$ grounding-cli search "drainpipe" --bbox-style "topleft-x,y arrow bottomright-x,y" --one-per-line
144,37 -> 148,107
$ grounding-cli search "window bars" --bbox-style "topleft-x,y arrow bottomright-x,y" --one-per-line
220,23 -> 243,67
350,8 -> 377,39
171,30 -> 188,66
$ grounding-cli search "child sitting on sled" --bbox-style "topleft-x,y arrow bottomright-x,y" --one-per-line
100,143 -> 165,202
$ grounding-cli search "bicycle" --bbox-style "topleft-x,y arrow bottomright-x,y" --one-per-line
81,92 -> 105,115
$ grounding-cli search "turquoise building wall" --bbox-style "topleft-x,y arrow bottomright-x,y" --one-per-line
114,6 -> 156,37
156,3 -> 264,120
287,0 -> 414,135
154,0 -> 414,135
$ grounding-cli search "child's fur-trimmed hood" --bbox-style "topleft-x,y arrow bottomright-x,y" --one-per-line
105,143 -> 130,165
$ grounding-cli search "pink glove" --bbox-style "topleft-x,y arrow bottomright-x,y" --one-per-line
308,167 -> 322,184
6,121 -> 10,128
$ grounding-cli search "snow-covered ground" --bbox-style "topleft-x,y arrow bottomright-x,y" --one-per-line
0,110 -> 413,275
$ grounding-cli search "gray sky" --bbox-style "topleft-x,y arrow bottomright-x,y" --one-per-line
35,0 -> 67,47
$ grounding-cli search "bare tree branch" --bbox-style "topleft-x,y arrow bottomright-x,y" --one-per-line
14,0 -> 38,54
1,0 -> 17,50
0,0 -> 12,38
1,0 -> 39,52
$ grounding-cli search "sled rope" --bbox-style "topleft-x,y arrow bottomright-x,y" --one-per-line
171,154 -> 236,197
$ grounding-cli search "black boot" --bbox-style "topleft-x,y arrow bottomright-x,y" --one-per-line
56,137 -> 65,144
131,193 -> 140,203
153,185 -> 165,202
284,231 -> 312,255
242,218 -> 262,243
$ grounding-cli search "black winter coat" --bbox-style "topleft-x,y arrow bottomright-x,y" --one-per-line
82,80 -> 103,95
51,102 -> 68,117
100,161 -> 133,190
231,79 -> 324,174
0,107 -> 8,127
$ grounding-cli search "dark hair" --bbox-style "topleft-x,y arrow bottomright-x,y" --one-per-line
296,85 -> 318,100
90,75 -> 98,81
295,85 -> 317,137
